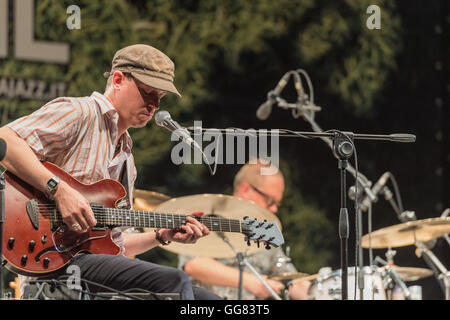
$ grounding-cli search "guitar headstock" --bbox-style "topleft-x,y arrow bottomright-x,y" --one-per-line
241,216 -> 284,249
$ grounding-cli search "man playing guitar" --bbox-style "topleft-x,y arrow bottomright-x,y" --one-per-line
0,44 -> 219,300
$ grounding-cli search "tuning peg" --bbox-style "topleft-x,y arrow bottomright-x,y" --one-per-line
265,243 -> 271,250
256,240 -> 260,248
247,239 -> 251,246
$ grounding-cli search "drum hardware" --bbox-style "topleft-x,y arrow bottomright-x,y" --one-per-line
412,208 -> 450,300
218,230 -> 282,300
373,248 -> 432,300
307,266 -> 386,300
415,240 -> 450,300
441,208 -> 450,247
362,208 -> 450,300
374,256 -> 412,300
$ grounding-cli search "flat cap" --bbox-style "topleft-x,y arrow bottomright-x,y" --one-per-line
104,44 -> 181,97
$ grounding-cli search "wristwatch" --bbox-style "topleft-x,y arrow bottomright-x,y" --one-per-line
45,176 -> 61,197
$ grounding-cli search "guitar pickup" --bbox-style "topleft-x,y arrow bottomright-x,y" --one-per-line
26,199 -> 39,230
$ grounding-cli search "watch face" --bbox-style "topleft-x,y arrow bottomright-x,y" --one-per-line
48,180 -> 58,188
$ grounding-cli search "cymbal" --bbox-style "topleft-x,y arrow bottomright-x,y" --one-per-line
380,265 -> 433,282
153,194 -> 282,259
361,217 -> 450,248
133,189 -> 170,211
269,272 -> 310,281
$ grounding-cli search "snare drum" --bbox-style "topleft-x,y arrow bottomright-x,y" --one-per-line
308,266 -> 386,300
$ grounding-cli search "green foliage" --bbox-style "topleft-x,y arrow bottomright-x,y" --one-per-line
277,159 -> 335,272
297,0 -> 401,115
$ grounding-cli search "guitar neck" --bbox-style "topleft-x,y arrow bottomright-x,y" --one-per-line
95,207 -> 243,233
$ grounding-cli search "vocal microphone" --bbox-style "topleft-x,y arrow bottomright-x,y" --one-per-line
256,73 -> 290,120
360,172 -> 391,211
155,110 -> 200,149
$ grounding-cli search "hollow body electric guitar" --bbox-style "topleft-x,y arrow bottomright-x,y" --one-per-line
2,162 -> 284,277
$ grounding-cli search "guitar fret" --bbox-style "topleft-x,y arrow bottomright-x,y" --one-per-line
96,208 -> 243,235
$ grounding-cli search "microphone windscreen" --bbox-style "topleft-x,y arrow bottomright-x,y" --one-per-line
0,138 -> 6,161
389,134 -> 416,143
256,101 -> 272,120
154,110 -> 170,127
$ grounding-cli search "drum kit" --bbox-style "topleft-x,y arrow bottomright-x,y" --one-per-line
133,189 -> 450,300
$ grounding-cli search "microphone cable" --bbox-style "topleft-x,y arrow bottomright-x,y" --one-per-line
38,276 -> 163,300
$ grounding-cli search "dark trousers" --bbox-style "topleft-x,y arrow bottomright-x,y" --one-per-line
60,253 -> 221,300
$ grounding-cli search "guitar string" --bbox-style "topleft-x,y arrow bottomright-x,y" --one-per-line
34,208 -> 244,226
34,203 -> 246,224
34,205 -> 245,230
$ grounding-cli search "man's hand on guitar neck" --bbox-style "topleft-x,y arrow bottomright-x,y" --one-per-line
53,180 -> 97,233
158,211 -> 210,244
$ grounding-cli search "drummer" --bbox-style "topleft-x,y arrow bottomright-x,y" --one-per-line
177,159 -> 311,300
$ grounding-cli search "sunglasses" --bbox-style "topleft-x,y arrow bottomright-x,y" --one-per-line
128,74 -> 166,103
249,184 -> 280,208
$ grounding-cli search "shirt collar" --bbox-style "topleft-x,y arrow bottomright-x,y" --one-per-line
91,91 -> 133,152
91,91 -> 117,116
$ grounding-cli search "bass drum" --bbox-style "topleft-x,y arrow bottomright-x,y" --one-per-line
308,266 -> 386,300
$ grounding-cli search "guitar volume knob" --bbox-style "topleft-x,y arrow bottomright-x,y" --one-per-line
28,240 -> 36,252
7,238 -> 14,249
21,255 -> 28,266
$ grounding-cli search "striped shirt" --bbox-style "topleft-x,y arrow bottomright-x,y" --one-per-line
8,91 -> 139,294
7,91 -> 137,193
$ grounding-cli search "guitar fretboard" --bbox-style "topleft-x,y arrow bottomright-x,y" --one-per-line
94,208 -> 243,233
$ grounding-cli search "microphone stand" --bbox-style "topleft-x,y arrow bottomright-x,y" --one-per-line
218,233 -> 282,300
253,69 -> 416,299
295,105 -> 413,300
188,127 -> 415,300
332,132 -> 353,300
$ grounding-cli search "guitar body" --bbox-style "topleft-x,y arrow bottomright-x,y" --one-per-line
2,162 -> 127,277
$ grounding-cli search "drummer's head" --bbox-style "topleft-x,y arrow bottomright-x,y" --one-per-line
233,159 -> 284,214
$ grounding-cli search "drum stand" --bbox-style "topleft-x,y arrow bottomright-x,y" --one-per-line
415,236 -> 450,300
218,232 -> 282,300
374,256 -> 412,300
